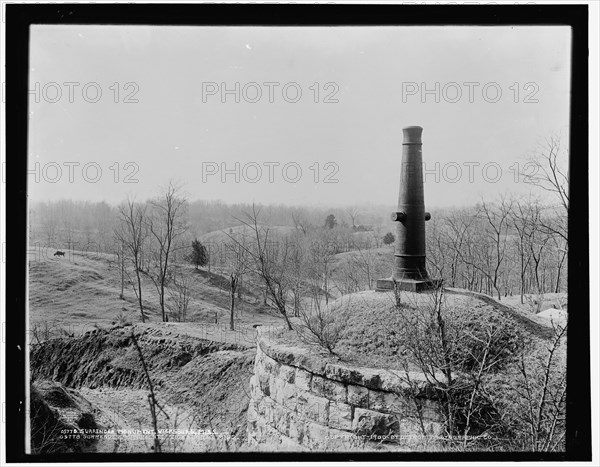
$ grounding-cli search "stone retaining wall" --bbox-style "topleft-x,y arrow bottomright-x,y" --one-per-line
247,329 -> 444,451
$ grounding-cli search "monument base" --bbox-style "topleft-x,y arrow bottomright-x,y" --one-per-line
375,277 -> 443,293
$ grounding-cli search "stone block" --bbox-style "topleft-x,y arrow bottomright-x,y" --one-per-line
253,346 -> 266,369
256,395 -> 276,418
260,397 -> 276,425
258,338 -> 327,375
248,375 -> 259,398
419,399 -> 443,422
329,400 -> 353,431
378,369 -> 418,393
278,364 -> 296,384
296,389 -> 329,425
278,433 -> 306,451
294,367 -> 313,391
270,376 -> 297,411
325,363 -> 365,385
246,399 -> 259,424
325,363 -> 382,389
367,390 -> 407,414
258,372 -> 270,396
303,419 -> 331,450
352,408 -> 400,438
303,420 -> 357,451
325,427 -> 361,451
262,422 -> 285,445
261,353 -> 281,375
287,418 -> 306,444
271,404 -> 293,436
311,375 -> 347,401
347,384 -> 369,408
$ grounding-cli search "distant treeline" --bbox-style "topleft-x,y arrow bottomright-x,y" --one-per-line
28,199 -> 392,251
29,193 -> 567,304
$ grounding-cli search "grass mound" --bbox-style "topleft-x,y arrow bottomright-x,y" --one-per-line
290,288 -> 554,372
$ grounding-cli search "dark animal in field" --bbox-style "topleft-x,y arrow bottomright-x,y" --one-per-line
54,251 -> 65,257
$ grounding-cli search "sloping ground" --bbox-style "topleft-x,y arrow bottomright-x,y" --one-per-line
328,246 -> 394,296
330,246 -> 393,268
199,225 -> 295,246
537,308 -> 568,326
30,324 -> 256,452
443,288 -> 556,338
501,292 -> 568,315
28,251 -> 135,331
28,246 -> 281,338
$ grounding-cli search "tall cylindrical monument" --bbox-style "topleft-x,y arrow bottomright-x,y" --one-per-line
393,126 -> 428,280
377,126 -> 441,292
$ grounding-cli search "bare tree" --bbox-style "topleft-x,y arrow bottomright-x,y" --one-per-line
496,322 -> 567,451
29,320 -> 61,345
479,198 -> 513,300
518,201 -> 552,295
452,198 -> 512,300
393,284 -> 517,445
115,199 -> 149,322
510,197 -> 537,304
223,232 -> 251,331
345,206 -> 360,228
442,208 -> 477,289
166,269 -> 192,322
288,234 -> 305,317
291,208 -> 310,235
117,240 -> 125,299
523,133 -> 569,216
297,297 -> 350,356
146,182 -> 188,322
233,205 -> 294,330
549,232 -> 568,293
426,214 -> 449,283
306,231 -> 337,306
522,134 -> 569,255
348,243 -> 378,291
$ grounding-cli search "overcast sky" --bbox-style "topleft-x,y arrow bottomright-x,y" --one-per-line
28,25 -> 571,208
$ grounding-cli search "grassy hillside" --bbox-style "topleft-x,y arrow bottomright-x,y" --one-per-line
28,246 -> 283,341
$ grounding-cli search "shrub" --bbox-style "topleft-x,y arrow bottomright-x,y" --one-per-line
383,232 -> 395,245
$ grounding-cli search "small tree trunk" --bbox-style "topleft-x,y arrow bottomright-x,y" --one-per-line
230,275 -> 237,331
294,290 -> 300,317
282,311 -> 293,331
120,248 -> 125,299
136,269 -> 145,323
